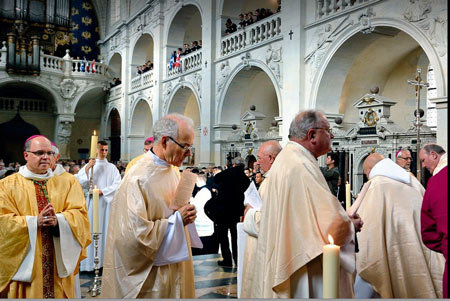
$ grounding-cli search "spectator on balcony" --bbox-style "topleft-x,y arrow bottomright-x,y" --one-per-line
182,43 -> 191,56
193,41 -> 201,51
267,8 -> 274,16
115,78 -> 121,86
175,48 -> 182,71
198,40 -> 202,49
169,51 -> 175,70
255,9 -> 262,21
225,19 -> 237,35
137,66 -> 142,75
238,14 -> 246,29
244,13 -> 253,27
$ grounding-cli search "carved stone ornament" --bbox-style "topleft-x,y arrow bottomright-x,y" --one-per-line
266,44 -> 282,85
193,72 -> 202,98
403,0 -> 431,23
60,78 -> 78,99
163,82 -> 173,113
217,61 -> 231,94
359,8 -> 375,34
241,52 -> 251,68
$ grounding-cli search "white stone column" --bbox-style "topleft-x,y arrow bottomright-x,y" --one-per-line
151,3 -> 164,120
54,113 -> 76,160
199,0 -> 215,166
279,0 -> 306,143
120,33 -> 131,161
430,96 -> 448,150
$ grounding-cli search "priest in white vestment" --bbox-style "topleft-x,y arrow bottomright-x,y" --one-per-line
101,114 -> 197,298
354,153 -> 445,298
75,140 -> 121,271
251,111 -> 363,298
240,140 -> 281,298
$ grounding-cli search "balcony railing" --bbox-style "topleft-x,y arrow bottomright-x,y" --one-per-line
167,50 -> 202,78
220,13 -> 281,57
130,70 -> 154,92
316,0 -> 371,19
0,43 -> 109,78
107,84 -> 122,101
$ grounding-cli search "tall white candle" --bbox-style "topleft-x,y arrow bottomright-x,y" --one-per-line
90,130 -> 98,159
323,234 -> 340,298
345,181 -> 351,210
93,186 -> 99,233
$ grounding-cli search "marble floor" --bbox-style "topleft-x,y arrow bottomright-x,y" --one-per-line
80,254 -> 237,299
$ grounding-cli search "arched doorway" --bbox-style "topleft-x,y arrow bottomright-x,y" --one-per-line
315,27 -> 435,131
106,108 -> 121,162
166,5 -> 202,63
131,34 -> 154,78
167,86 -> 200,166
129,99 -> 153,159
0,82 -> 56,164
71,87 -> 106,160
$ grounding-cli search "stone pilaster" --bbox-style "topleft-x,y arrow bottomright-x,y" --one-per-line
54,113 -> 76,160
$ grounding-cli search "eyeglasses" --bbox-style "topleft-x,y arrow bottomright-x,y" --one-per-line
167,136 -> 193,153
312,127 -> 333,134
26,150 -> 55,157
398,157 -> 412,161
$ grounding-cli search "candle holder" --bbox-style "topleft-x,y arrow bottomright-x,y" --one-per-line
89,232 -> 102,297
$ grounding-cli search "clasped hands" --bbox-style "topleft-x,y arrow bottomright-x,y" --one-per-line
177,204 -> 197,226
349,213 -> 363,232
38,203 -> 58,228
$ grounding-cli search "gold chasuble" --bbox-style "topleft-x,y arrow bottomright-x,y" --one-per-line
251,141 -> 354,298
124,153 -> 145,174
356,172 -> 445,298
101,153 -> 195,298
0,172 -> 91,298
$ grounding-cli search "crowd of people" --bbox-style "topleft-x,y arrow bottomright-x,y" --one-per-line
168,40 -> 202,72
0,110 -> 447,299
225,6 -> 279,36
136,60 -> 154,76
109,77 -> 121,88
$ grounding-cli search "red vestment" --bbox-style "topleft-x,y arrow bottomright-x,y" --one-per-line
421,166 -> 448,298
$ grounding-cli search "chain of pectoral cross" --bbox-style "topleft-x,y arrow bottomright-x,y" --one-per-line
407,68 -> 429,182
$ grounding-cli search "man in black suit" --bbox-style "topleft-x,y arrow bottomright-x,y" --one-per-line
213,162 -> 250,266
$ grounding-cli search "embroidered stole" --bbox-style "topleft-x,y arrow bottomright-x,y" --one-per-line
33,180 -> 54,298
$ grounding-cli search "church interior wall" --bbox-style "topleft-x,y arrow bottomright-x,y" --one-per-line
108,52 -> 123,78
70,93 -> 103,160
382,47 -> 429,130
165,4 -> 202,62
129,99 -> 153,159
338,30 -> 429,130
167,87 -> 201,164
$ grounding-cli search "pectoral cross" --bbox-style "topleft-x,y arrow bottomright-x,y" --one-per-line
289,30 -> 293,40
407,68 -> 429,182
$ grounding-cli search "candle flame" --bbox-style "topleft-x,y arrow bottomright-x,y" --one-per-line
328,234 -> 334,245
93,129 -> 97,136
94,185 -> 97,189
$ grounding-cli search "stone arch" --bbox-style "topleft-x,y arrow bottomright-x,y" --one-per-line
166,84 -> 201,165
311,17 -> 446,121
130,32 -> 155,77
71,86 -> 106,159
106,107 -> 121,162
165,3 -> 203,61
129,98 -> 153,159
106,52 -> 122,79
165,82 -> 201,116
216,59 -> 282,125
0,80 -> 60,163
0,78 -> 63,114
